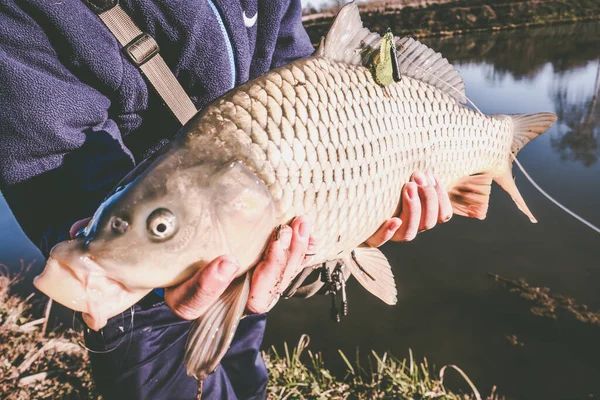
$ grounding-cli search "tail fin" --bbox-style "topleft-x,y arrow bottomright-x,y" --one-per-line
509,113 -> 558,156
494,112 -> 557,223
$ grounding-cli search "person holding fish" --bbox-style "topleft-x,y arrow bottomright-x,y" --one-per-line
0,1 -> 454,399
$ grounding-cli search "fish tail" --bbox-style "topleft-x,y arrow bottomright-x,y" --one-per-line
184,272 -> 250,380
494,112 -> 558,223
508,113 -> 558,157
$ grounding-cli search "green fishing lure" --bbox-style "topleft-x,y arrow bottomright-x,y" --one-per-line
372,28 -> 401,87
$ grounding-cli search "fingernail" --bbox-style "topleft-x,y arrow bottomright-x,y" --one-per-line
218,258 -> 239,277
388,220 -> 401,232
278,226 -> 293,248
298,220 -> 310,238
428,173 -> 437,186
406,183 -> 416,200
413,173 -> 428,187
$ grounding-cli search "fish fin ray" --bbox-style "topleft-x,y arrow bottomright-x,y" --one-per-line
320,3 -> 467,104
184,273 -> 250,380
449,173 -> 493,220
343,247 -> 397,305
489,112 -> 557,223
494,171 -> 537,223
395,36 -> 466,104
509,113 -> 557,156
319,3 -> 380,65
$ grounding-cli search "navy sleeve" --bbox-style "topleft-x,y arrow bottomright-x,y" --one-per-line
0,5 -> 135,250
270,0 -> 315,69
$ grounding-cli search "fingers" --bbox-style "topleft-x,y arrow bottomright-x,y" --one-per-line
246,225 -> 292,314
383,173 -> 454,244
164,255 -> 239,320
434,176 -> 453,223
365,217 -> 402,247
246,217 -> 312,314
414,172 -> 439,232
282,217 -> 312,283
69,217 -> 92,239
392,182 -> 421,242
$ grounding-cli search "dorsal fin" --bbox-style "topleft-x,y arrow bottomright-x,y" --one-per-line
318,3 -> 467,104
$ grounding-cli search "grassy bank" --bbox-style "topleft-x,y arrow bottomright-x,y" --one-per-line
303,0 -> 600,44
265,334 -> 501,399
0,274 -> 499,399
0,274 -> 96,399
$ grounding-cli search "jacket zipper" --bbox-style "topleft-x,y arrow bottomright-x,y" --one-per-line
206,0 -> 236,89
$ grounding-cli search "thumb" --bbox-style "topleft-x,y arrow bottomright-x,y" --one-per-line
164,256 -> 239,320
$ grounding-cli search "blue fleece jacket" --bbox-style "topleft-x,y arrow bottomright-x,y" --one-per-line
0,0 -> 314,253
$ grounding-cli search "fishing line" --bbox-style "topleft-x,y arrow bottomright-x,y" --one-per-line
393,39 -> 600,233
512,156 -> 600,234
75,306 -> 136,354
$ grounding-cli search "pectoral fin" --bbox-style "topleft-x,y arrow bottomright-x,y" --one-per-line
184,272 -> 250,380
449,173 -> 493,220
343,246 -> 397,305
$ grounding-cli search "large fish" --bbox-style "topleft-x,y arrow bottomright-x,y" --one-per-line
34,4 -> 556,380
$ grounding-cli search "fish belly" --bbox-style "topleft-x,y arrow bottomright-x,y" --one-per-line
201,56 -> 513,263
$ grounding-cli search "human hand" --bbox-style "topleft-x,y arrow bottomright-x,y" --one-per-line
365,172 -> 452,247
164,216 -> 315,319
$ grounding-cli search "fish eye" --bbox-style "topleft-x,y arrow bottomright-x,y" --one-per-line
147,209 -> 178,240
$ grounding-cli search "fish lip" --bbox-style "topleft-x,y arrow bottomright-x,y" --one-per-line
36,253 -> 150,331
35,255 -> 130,313
34,256 -> 90,313
51,257 -> 82,286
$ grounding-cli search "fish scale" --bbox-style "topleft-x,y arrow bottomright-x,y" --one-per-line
199,55 -> 508,263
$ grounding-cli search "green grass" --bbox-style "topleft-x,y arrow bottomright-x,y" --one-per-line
264,334 -> 501,400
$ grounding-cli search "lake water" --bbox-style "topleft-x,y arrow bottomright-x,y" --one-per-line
1,21 -> 599,400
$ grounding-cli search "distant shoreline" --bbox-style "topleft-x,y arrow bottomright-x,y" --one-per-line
302,0 -> 600,44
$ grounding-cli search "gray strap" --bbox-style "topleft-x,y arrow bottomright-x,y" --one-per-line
98,5 -> 197,125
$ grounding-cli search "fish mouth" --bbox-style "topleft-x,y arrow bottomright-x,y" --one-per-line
34,255 -> 149,331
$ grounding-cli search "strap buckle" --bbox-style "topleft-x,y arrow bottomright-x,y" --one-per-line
123,33 -> 160,66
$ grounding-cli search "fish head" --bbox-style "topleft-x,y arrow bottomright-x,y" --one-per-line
34,138 -> 276,330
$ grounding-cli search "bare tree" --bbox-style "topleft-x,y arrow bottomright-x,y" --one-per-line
551,61 -> 600,166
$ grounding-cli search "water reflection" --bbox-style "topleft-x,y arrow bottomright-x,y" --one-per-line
551,62 -> 600,166
422,22 -> 600,81
420,23 -> 600,166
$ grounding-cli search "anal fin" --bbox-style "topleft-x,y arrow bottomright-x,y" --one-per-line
184,273 -> 250,380
494,169 -> 537,223
449,173 -> 493,220
343,246 -> 397,305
